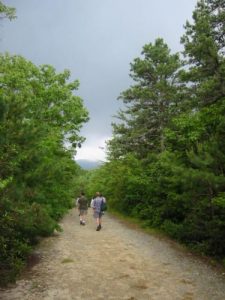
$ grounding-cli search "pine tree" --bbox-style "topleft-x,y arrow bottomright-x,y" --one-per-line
181,0 -> 225,107
108,38 -> 183,159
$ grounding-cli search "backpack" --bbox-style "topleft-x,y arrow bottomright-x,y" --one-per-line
101,199 -> 107,211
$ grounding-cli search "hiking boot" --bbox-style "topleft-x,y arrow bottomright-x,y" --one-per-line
82,221 -> 86,225
96,225 -> 101,231
80,221 -> 82,225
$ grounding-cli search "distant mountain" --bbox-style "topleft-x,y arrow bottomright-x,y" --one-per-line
76,159 -> 104,170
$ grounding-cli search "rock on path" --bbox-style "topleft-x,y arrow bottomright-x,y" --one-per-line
1,208 -> 225,300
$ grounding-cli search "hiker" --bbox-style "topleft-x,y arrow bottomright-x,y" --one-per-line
77,192 -> 88,225
92,192 -> 106,231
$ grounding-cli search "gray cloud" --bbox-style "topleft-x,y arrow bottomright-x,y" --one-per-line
2,0 -> 197,160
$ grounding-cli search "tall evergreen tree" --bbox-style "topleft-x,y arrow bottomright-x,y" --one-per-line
181,0 -> 225,107
108,38 -> 183,159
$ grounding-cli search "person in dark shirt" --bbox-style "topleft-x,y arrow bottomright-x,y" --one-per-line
77,192 -> 88,225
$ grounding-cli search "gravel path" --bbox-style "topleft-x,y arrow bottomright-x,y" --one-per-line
1,208 -> 225,300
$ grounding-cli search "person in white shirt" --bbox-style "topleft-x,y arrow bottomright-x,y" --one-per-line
90,195 -> 95,208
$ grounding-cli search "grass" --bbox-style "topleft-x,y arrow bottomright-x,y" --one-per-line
61,258 -> 74,264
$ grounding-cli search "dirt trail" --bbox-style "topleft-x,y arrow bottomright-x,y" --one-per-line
1,208 -> 225,300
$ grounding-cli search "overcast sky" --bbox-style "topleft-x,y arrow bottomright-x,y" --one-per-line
2,0 -> 197,161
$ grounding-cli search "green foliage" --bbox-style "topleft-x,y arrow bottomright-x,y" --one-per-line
108,38 -> 183,159
0,203 -> 31,286
0,1 -> 16,20
96,0 -> 225,260
0,54 -> 88,285
181,0 -> 225,107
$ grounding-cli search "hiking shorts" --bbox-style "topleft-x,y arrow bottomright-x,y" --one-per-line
93,211 -> 103,219
79,209 -> 87,216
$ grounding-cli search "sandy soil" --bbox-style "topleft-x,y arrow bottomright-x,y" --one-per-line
1,208 -> 225,300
